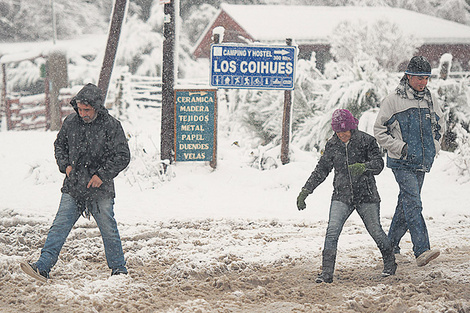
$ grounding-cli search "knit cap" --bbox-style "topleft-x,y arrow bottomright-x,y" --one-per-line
405,56 -> 431,76
331,109 -> 358,132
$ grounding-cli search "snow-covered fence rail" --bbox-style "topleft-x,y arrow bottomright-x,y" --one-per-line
115,74 -> 163,108
113,74 -> 210,109
449,72 -> 470,79
432,71 -> 470,87
5,93 -> 74,131
449,72 -> 470,87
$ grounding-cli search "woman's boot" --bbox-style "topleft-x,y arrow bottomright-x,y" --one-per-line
381,247 -> 397,277
315,249 -> 336,283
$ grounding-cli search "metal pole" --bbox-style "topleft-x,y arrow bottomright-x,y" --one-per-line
160,0 -> 176,162
98,0 -> 127,103
281,38 -> 293,165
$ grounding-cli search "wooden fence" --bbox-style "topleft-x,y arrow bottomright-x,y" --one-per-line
3,74 -> 166,131
115,74 -> 163,108
3,69 -> 469,131
113,74 -> 209,108
5,93 -> 74,131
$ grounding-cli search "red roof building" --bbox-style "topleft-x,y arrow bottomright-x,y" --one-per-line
193,4 -> 470,71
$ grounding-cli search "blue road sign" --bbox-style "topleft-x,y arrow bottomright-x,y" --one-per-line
210,44 -> 297,90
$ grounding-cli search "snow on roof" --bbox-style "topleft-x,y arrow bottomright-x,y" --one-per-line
220,4 -> 470,44
0,51 -> 44,64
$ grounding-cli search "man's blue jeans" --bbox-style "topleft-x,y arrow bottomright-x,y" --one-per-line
324,201 -> 391,253
35,193 -> 127,274
389,169 -> 430,258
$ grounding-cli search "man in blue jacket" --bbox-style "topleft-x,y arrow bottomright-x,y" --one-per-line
374,56 -> 445,267
20,83 -> 130,282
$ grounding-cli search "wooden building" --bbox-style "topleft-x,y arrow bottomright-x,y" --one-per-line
192,4 -> 470,72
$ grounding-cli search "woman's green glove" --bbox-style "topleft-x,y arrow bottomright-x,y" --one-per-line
348,163 -> 366,176
297,188 -> 310,211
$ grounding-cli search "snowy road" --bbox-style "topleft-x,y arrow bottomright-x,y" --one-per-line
1,121 -> 470,312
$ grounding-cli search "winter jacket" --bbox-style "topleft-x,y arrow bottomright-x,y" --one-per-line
54,83 -> 130,203
374,89 -> 444,172
302,130 -> 383,206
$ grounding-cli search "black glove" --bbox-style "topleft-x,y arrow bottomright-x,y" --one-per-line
297,188 -> 310,211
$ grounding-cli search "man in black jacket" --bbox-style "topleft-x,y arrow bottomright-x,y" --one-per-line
297,109 -> 396,283
20,83 -> 130,282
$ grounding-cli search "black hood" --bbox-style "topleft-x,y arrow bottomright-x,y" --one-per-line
70,83 -> 107,115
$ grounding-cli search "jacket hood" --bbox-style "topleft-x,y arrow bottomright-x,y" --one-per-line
70,83 -> 107,115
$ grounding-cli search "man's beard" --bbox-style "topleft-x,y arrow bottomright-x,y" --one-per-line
82,114 -> 97,123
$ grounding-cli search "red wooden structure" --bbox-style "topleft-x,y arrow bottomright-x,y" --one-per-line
5,93 -> 74,131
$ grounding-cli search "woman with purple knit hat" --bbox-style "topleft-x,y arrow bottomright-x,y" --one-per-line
297,109 -> 396,283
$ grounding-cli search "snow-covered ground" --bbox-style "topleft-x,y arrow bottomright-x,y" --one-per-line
1,104 -> 469,312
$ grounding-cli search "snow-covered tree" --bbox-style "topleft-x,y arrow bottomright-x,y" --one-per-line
291,58 -> 395,151
1,0 -> 469,43
453,124 -> 470,181
218,53 -> 398,153
118,13 -> 164,76
435,78 -> 470,152
330,19 -> 420,71
182,4 -> 218,45
4,58 -> 46,95
0,0 -> 111,41
434,0 -> 470,25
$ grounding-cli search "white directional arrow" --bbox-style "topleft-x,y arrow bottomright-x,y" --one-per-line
273,50 -> 290,55
189,91 -> 208,96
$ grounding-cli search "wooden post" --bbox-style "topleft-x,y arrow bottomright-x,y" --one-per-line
5,100 -> 12,130
281,38 -> 293,165
160,0 -> 176,162
440,61 -> 450,80
47,52 -> 68,131
1,63 -> 6,129
98,0 -> 127,103
208,31 -> 221,169
210,98 -> 218,169
44,69 -> 51,130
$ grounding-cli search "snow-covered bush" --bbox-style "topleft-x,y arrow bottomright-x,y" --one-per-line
291,58 -> 396,151
4,58 -> 46,95
432,57 -> 470,177
432,53 -> 470,153
229,16 -> 418,152
435,79 -> 470,152
217,55 -> 397,153
452,124 -> 470,180
216,88 -> 283,147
